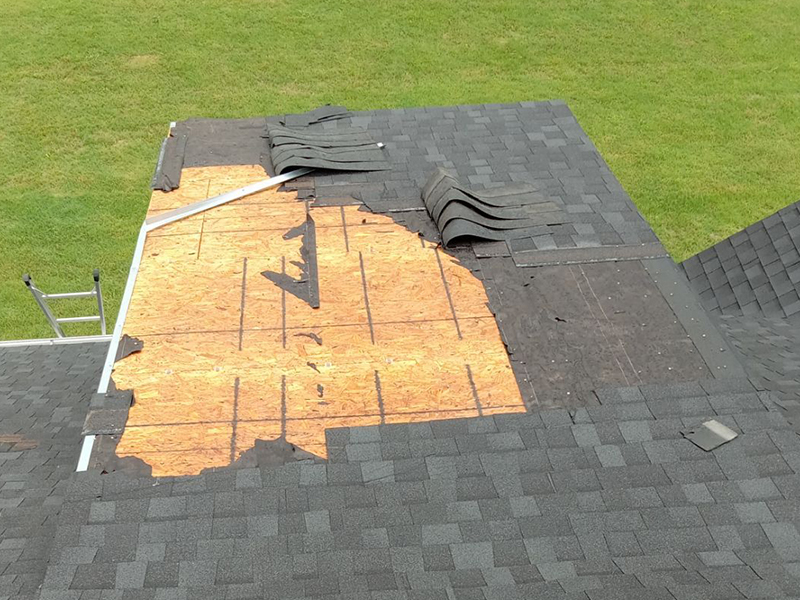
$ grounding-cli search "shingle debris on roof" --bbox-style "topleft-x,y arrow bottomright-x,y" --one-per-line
421,167 -> 566,247
682,419 -> 738,451
266,123 -> 390,175
281,105 -> 352,127
150,131 -> 187,192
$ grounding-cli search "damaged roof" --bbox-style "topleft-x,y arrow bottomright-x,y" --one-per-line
2,101 -> 800,599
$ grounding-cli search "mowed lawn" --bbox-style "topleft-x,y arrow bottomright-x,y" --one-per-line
1,0 -> 798,339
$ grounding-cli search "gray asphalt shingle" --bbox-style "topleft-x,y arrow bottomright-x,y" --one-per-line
0,342 -> 106,599
682,201 -> 800,319
9,102 -> 800,600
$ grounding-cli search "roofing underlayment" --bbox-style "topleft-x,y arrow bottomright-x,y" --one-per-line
2,101 -> 800,599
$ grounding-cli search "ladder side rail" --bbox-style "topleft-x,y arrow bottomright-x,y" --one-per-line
22,274 -> 66,338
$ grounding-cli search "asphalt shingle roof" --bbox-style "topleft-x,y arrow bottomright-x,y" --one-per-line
681,200 -> 800,319
718,314 -> 800,404
35,377 -> 800,599
2,101 -> 800,599
0,342 -> 107,600
677,200 -> 800,428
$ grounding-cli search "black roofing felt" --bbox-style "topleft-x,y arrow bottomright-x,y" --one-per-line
171,117 -> 272,170
3,101 -> 800,598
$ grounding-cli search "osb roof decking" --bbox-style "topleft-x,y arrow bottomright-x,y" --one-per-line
115,165 -> 524,476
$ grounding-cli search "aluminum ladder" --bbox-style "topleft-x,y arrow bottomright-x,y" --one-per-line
23,269 -> 107,337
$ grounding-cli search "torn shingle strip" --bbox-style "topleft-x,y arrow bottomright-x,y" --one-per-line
441,221 -> 566,246
512,242 -> 668,267
261,213 -> 320,308
149,133 -> 187,192
266,124 -> 389,175
281,105 -> 351,127
114,334 -> 143,362
421,168 -> 567,247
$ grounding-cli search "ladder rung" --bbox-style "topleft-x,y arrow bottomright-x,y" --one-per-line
24,269 -> 107,338
56,316 -> 101,323
43,291 -> 96,299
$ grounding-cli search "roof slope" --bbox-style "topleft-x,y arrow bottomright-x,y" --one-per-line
6,102 -> 800,599
0,342 -> 106,599
38,378 -> 800,599
718,314 -> 800,404
678,199 -> 800,411
105,101 -> 747,481
681,200 -> 800,318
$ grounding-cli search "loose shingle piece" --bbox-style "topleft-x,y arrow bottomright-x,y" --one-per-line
150,133 -> 186,192
266,123 -> 389,174
421,168 -> 566,247
682,419 -> 739,451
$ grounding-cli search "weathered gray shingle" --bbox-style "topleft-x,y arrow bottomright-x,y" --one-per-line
0,342 -> 106,600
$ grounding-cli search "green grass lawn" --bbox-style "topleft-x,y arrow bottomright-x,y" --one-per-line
1,0 -> 798,340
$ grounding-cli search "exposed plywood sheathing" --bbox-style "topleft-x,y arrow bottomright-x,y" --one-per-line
113,165 -> 525,476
